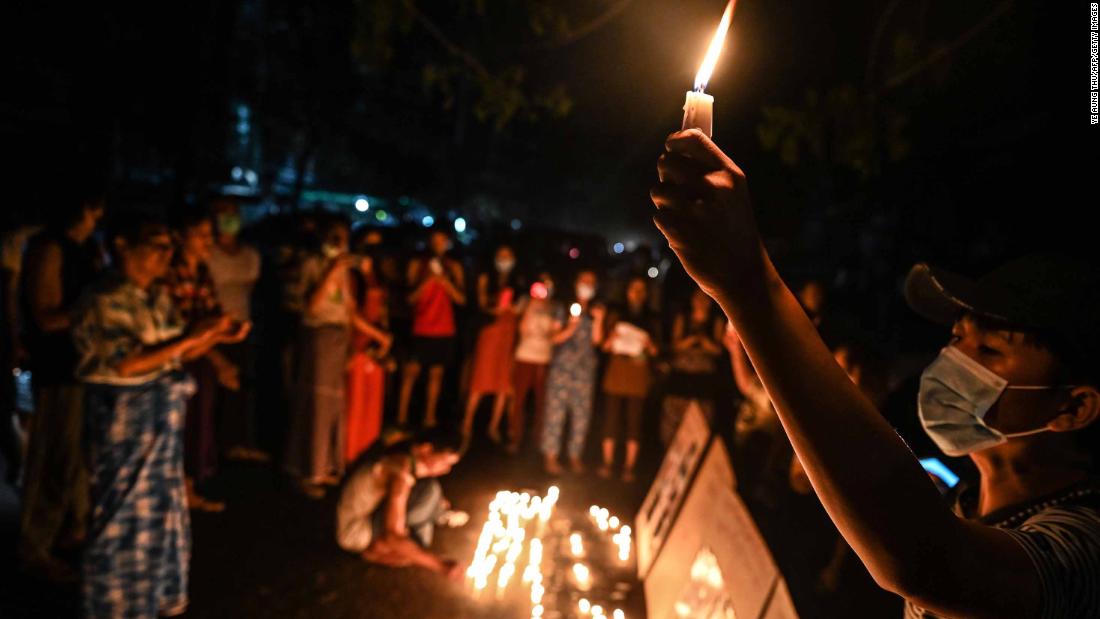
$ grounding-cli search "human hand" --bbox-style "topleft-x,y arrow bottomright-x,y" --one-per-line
439,558 -> 465,581
191,315 -> 234,344
377,332 -> 394,358
217,320 -> 252,344
652,130 -> 765,301
589,304 -> 606,322
214,360 -> 241,391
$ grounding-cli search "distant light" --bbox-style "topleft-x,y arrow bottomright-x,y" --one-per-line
510,218 -> 522,231
355,198 -> 370,212
454,217 -> 467,233
231,166 -> 243,181
374,210 -> 388,222
613,242 -> 625,254
244,170 -> 258,186
569,247 -> 580,259
647,267 -> 660,279
421,215 -> 435,227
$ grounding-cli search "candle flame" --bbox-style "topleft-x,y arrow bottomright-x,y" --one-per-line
694,0 -> 737,91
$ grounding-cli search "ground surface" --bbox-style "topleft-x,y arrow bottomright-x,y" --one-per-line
0,433 -> 653,619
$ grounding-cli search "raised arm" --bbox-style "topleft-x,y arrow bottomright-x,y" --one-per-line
651,129 -> 1039,618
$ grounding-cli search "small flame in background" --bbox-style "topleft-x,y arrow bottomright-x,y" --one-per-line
694,0 -> 737,91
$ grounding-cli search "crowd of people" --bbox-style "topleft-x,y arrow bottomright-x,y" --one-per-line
3,130 -> 1098,619
1,184 -> 794,616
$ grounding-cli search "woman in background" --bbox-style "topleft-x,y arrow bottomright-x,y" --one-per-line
599,276 -> 660,482
541,270 -> 605,475
462,245 -> 519,442
507,272 -> 557,454
660,287 -> 724,444
345,250 -> 393,464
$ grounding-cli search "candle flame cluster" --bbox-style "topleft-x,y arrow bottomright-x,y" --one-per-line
576,597 -> 627,619
468,486 -> 559,619
468,489 -> 631,618
588,505 -> 632,562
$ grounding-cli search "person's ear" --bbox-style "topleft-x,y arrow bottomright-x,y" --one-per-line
1050,386 -> 1100,432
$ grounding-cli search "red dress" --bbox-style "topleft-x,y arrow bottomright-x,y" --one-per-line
345,284 -> 386,463
468,287 -> 517,394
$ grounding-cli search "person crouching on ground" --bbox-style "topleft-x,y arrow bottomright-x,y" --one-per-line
336,429 -> 466,579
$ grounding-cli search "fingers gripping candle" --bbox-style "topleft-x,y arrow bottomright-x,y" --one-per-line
682,0 -> 737,137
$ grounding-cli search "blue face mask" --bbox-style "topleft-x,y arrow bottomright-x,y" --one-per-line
918,346 -> 1069,456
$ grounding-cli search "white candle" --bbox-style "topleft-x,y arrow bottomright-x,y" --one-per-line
681,0 -> 736,137
681,91 -> 714,136
570,302 -> 583,318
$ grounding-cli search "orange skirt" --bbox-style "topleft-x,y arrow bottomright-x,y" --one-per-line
345,352 -> 385,463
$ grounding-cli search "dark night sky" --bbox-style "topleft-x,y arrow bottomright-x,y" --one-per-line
2,0 -> 1096,260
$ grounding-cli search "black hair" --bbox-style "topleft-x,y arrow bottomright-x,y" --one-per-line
110,212 -> 170,247
172,205 -> 212,233
48,173 -> 108,230
382,426 -> 465,458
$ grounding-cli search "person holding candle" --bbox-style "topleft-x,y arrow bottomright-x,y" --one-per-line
462,244 -> 520,443
397,230 -> 466,428
163,208 -> 243,513
287,216 -> 391,499
660,286 -> 725,445
335,428 -> 465,579
344,248 -> 394,464
652,128 -> 1100,619
540,270 -> 605,475
509,272 -> 558,454
74,214 -> 248,618
599,276 -> 661,482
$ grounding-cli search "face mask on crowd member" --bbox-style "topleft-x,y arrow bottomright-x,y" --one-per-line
918,344 -> 1071,456
216,213 -> 242,238
494,248 -> 515,274
321,225 -> 349,260
576,282 -> 596,301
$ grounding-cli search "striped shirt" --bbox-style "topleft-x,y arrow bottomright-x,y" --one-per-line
905,479 -> 1100,618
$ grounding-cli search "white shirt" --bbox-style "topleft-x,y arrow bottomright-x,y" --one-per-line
208,243 -> 261,321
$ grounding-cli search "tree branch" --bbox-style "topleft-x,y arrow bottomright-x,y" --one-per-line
881,0 -> 1013,92
402,0 -> 491,80
529,0 -> 636,51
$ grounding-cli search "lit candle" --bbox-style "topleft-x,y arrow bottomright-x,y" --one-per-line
681,0 -> 737,137
609,516 -> 620,530
573,562 -> 592,589
570,303 -> 583,318
614,610 -> 626,619
579,598 -> 592,614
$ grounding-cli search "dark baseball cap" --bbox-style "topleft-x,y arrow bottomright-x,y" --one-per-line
904,254 -> 1100,356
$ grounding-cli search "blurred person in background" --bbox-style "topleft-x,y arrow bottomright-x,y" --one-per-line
398,230 -> 465,429
541,270 -> 605,475
462,244 -> 520,443
508,272 -> 557,454
74,214 -> 248,618
599,276 -> 660,482
17,184 -> 104,581
661,286 -> 724,445
345,245 -> 394,464
207,197 -> 266,463
164,209 -> 242,513
289,216 -> 390,499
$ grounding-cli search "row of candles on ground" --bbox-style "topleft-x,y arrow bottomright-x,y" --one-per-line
586,505 -> 632,563
466,488 -> 633,618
